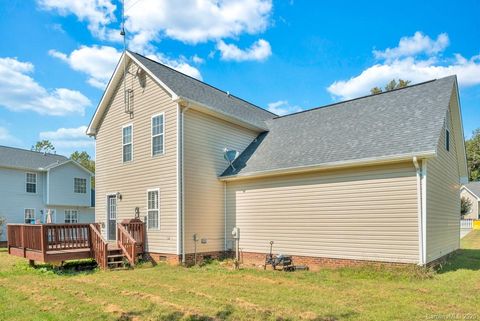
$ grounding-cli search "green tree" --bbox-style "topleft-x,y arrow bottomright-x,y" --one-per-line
31,140 -> 55,153
71,151 -> 96,188
461,196 -> 473,218
466,129 -> 480,181
370,79 -> 411,95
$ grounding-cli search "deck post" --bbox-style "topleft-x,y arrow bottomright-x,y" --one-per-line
21,225 -> 26,258
29,259 -> 35,267
40,225 -> 47,261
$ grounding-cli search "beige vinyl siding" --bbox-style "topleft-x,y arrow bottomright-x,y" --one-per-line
460,189 -> 479,219
226,162 -> 420,263
183,109 -> 258,254
425,93 -> 461,262
95,61 -> 178,254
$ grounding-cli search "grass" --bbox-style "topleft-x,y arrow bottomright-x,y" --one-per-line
0,232 -> 479,321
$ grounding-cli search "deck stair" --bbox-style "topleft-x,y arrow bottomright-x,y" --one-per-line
107,244 -> 127,269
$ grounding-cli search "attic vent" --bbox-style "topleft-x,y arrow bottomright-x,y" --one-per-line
124,88 -> 134,115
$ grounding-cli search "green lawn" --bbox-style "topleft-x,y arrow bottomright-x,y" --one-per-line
1,232 -> 480,321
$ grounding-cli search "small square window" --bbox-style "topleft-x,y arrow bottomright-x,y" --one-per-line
65,210 -> 78,223
74,178 -> 87,193
24,209 -> 35,224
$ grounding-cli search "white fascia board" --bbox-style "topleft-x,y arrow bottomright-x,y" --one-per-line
219,151 -> 437,181
87,53 -> 127,136
461,186 -> 480,200
45,159 -> 94,177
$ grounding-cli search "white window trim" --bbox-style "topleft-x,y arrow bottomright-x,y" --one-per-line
151,112 -> 165,157
24,208 -> 35,224
74,177 -> 87,194
25,172 -> 37,194
122,123 -> 134,163
64,209 -> 79,223
147,188 -> 160,230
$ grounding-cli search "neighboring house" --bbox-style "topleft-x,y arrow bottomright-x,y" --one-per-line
87,51 -> 467,267
461,182 -> 480,219
0,146 -> 95,241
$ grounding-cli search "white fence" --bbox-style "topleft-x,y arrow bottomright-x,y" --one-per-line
461,219 -> 474,229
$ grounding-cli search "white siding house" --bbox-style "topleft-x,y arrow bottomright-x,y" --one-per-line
0,146 -> 95,241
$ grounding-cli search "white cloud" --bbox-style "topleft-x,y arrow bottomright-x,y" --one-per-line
217,39 -> 271,61
39,126 -> 95,155
192,55 -> 204,64
50,45 -> 203,88
267,100 -> 302,116
0,57 -> 91,116
37,0 -> 118,41
373,32 -> 449,61
328,32 -> 480,100
49,45 -> 121,89
0,127 -> 21,145
125,0 -> 272,48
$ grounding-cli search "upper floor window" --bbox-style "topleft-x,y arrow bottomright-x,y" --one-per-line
445,111 -> 450,152
74,178 -> 87,193
122,124 -> 133,162
151,114 -> 164,156
147,189 -> 159,229
24,208 -> 35,224
26,173 -> 36,193
64,209 -> 78,223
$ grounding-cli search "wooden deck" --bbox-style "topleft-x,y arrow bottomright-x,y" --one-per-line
7,221 -> 145,269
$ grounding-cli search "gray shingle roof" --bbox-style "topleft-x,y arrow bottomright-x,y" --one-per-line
129,51 -> 276,129
0,145 -> 68,171
464,182 -> 480,198
222,76 -> 456,177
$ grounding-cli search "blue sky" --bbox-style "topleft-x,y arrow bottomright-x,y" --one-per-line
0,0 -> 479,158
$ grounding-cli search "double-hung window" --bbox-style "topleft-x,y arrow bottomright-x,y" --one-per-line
74,178 -> 87,193
151,114 -> 164,156
65,209 -> 78,223
24,209 -> 35,224
26,173 -> 37,193
147,189 -> 159,229
122,125 -> 133,162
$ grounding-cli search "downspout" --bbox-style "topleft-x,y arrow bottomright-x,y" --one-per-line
180,103 -> 191,264
413,157 -> 426,265
224,181 -> 227,252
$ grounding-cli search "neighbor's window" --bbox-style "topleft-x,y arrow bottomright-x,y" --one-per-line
123,125 -> 133,162
151,114 -> 164,156
74,178 -> 87,193
445,111 -> 450,152
64,209 -> 78,223
147,190 -> 159,229
24,209 -> 35,224
26,173 -> 37,193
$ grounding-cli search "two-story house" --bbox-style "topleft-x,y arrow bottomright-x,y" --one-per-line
87,51 -> 467,268
0,146 -> 95,242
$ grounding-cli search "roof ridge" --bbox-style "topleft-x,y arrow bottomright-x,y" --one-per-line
0,145 -> 67,158
271,77 -> 454,120
128,51 -> 277,117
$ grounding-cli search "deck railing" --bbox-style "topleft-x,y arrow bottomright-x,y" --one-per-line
461,219 -> 474,229
89,224 -> 108,269
45,224 -> 91,250
122,221 -> 145,249
117,224 -> 137,265
8,221 -> 143,269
